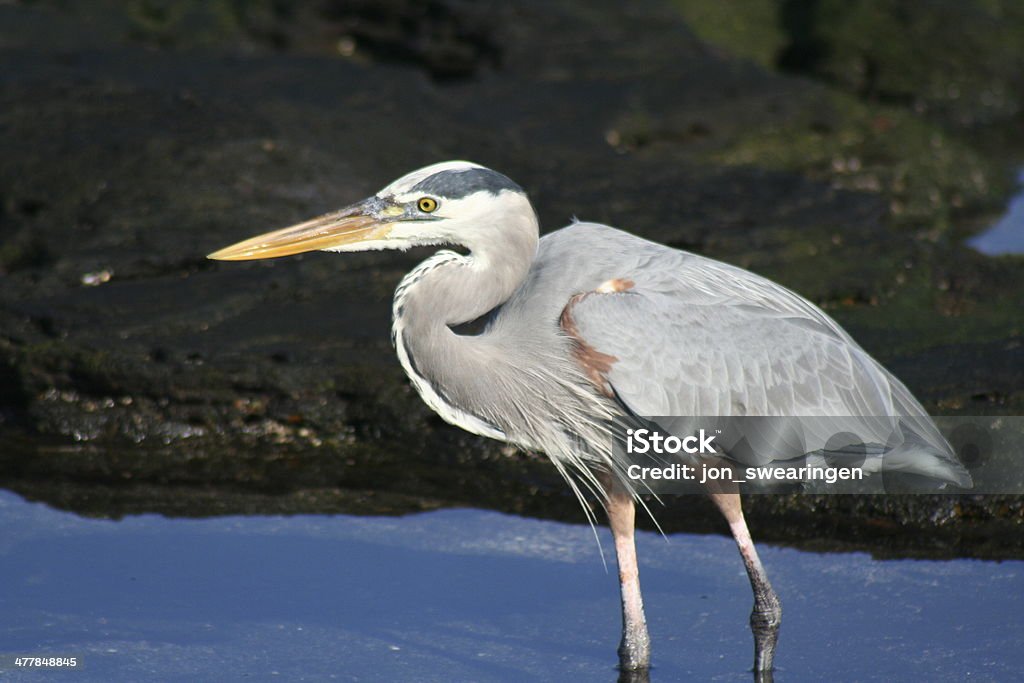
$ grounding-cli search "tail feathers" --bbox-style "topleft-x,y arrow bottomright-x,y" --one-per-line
724,415 -> 973,490
819,418 -> 973,488
882,417 -> 972,488
881,373 -> 974,488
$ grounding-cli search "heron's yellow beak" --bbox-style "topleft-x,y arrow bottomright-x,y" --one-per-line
207,200 -> 392,261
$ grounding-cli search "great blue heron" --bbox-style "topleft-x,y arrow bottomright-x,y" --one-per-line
209,161 -> 971,678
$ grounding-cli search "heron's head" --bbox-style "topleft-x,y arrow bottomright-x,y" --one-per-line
208,161 -> 536,261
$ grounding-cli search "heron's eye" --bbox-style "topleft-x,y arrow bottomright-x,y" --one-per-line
417,197 -> 439,213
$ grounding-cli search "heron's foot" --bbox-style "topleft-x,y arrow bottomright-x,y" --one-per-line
750,592 -> 782,675
616,665 -> 652,683
617,625 -> 651,672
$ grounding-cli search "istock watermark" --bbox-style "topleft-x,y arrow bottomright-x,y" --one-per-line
625,428 -> 718,455
625,461 -> 865,486
612,415 -> 1022,495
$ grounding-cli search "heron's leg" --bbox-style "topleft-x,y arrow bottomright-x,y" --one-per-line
603,475 -> 651,672
706,481 -> 781,678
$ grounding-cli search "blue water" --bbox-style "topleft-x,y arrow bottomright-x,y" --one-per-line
969,167 -> 1024,255
1,490 -> 1021,682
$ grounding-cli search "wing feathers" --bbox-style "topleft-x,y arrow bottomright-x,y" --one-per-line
565,261 -> 969,486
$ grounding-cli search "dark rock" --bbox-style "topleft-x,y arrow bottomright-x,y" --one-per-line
0,0 -> 1022,557
320,0 -> 504,80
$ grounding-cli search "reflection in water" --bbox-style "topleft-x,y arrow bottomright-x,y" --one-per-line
969,167 -> 1024,255
618,666 -> 651,683
1,490 -> 1023,681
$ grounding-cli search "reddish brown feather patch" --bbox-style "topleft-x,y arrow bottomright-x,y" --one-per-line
559,290 -> 620,397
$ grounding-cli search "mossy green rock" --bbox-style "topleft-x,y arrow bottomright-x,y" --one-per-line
675,0 -> 1024,126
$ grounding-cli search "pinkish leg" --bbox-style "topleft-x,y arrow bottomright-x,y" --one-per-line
706,479 -> 782,678
605,477 -> 651,672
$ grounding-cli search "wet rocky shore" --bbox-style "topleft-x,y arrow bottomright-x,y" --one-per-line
1,0 -> 1022,557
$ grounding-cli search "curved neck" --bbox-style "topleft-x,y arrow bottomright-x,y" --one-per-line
391,208 -> 539,435
395,209 -> 538,330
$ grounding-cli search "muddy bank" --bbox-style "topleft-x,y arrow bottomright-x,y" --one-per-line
1,0 -> 1022,553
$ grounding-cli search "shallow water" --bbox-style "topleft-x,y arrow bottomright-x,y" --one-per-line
969,168 -> 1024,255
1,489 -> 1021,682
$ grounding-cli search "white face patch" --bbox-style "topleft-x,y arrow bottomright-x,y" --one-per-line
383,191 -> 532,246
321,162 -> 533,254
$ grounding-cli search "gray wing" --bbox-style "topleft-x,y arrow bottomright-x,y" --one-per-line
565,247 -> 971,486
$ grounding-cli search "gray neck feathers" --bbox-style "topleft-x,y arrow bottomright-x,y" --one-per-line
392,210 -> 619,512
392,206 -> 539,411
395,205 -> 538,326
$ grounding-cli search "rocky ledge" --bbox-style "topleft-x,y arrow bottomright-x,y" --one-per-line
1,0 -> 1022,557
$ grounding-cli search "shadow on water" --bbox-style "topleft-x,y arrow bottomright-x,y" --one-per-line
3,427 -> 1024,562
1,489 -> 1023,682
